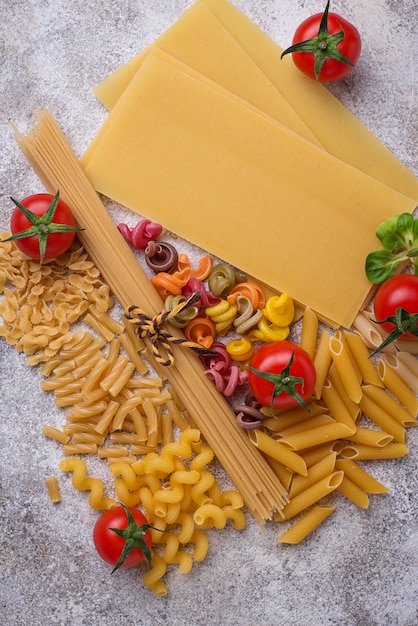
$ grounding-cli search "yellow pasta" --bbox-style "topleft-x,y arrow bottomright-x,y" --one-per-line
62,443 -> 98,455
190,469 -> 215,506
288,452 -> 337,499
342,331 -> 384,387
352,311 -> 396,353
335,459 -> 389,494
59,458 -> 116,509
397,351 -> 418,378
377,359 -> 418,417
142,553 -> 168,597
299,307 -> 319,359
277,414 -> 335,438
278,471 -> 344,521
278,505 -> 335,544
344,426 -> 393,448
42,425 -> 71,445
193,503 -> 228,528
339,443 -> 409,461
320,379 -> 358,429
262,402 -> 327,432
248,429 -> 308,476
384,353 -> 418,393
362,384 -> 417,428
279,422 -> 355,452
45,475 -> 61,503
189,530 -> 209,562
222,505 -> 246,530
329,336 -> 362,403
313,329 -> 332,399
337,475 -> 369,509
359,393 -> 408,444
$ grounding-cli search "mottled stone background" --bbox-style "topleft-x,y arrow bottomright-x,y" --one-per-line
0,2 -> 417,625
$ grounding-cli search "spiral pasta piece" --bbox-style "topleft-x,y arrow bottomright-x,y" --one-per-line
151,267 -> 191,297
178,254 -> 213,281
164,294 -> 198,328
142,553 -> 168,597
207,262 -> 238,296
191,469 -> 215,506
181,278 -> 221,307
227,281 -> 266,309
189,530 -> 209,562
263,293 -> 294,326
58,458 -> 116,510
233,295 -> 263,334
183,316 -> 216,349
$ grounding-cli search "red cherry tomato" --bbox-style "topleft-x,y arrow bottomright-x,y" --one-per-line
373,274 -> 418,340
248,341 -> 316,411
281,1 -> 361,82
7,192 -> 80,261
93,505 -> 153,572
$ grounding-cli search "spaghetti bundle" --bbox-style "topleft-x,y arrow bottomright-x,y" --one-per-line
14,109 -> 288,524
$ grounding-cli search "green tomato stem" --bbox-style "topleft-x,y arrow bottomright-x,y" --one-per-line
370,307 -> 418,356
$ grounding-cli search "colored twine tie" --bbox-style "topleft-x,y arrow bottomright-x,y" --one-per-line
125,292 -> 216,366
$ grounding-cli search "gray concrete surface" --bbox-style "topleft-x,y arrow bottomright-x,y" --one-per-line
0,1 -> 417,625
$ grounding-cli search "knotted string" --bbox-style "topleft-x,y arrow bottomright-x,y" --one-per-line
125,292 -> 217,366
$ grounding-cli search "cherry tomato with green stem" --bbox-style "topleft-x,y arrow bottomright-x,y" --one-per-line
371,274 -> 418,354
247,341 -> 316,413
3,191 -> 83,262
281,1 -> 361,82
93,503 -> 156,573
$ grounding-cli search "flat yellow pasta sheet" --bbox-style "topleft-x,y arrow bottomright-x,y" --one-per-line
95,0 -> 418,201
94,1 -> 317,145
82,52 -> 416,328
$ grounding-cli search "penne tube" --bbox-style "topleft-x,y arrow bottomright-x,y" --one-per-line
359,393 -> 408,444
313,330 -> 332,399
278,471 -> 343,520
42,425 -> 71,445
299,441 -> 341,468
94,399 -> 120,435
321,378 -> 358,428
119,332 -> 149,375
337,475 -> 369,509
342,330 -> 384,387
279,422 -> 355,451
45,475 -> 61,503
329,336 -> 362,403
278,505 -> 335,543
335,459 -> 389,494
265,457 -> 293,493
262,402 -> 327,432
248,429 -> 307,476
344,426 -> 393,448
397,351 -> 418,377
276,414 -> 334,438
339,443 -> 409,461
362,384 -> 418,428
299,307 -> 319,360
328,364 -> 360,420
352,312 -> 387,351
377,359 -> 418,417
288,452 -> 337,498
383,353 -> 418,394
356,310 -> 397,354
395,338 -> 418,354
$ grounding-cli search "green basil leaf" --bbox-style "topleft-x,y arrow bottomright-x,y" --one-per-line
365,250 -> 405,284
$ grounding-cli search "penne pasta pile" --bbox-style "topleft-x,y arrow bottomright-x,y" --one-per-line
251,307 -> 417,543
